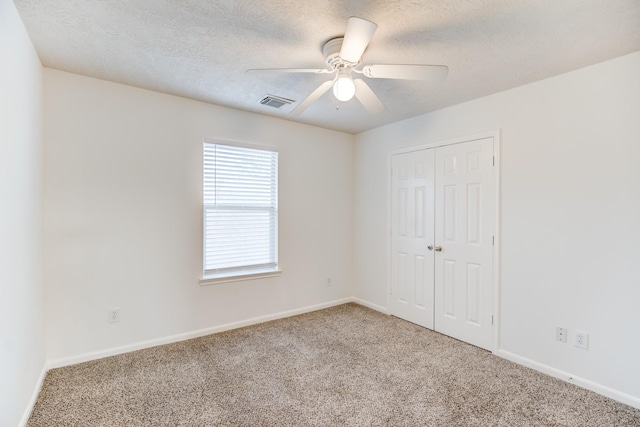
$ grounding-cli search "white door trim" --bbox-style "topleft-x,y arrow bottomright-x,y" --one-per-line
386,129 -> 501,354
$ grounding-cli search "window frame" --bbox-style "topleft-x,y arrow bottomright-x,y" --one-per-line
200,139 -> 281,285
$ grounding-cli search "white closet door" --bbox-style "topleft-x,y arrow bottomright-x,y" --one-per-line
434,138 -> 494,350
390,149 -> 436,329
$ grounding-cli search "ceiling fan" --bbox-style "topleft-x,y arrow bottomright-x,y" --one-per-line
248,17 -> 449,116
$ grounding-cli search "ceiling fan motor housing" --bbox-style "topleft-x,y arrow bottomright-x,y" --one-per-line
323,38 -> 356,70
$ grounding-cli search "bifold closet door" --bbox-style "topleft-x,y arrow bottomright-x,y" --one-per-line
433,137 -> 494,350
389,149 -> 436,329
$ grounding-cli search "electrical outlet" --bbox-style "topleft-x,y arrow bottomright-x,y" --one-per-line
108,308 -> 120,323
326,276 -> 332,287
574,331 -> 589,349
555,327 -> 567,343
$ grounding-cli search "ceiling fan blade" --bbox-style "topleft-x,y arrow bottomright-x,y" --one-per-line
339,17 -> 378,63
290,80 -> 334,116
362,64 -> 449,81
247,68 -> 334,74
354,79 -> 386,114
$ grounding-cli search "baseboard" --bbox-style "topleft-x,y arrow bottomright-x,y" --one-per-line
351,297 -> 388,314
20,363 -> 47,427
498,350 -> 640,410
46,297 -> 353,370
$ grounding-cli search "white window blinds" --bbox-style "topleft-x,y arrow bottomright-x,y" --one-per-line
203,142 -> 278,277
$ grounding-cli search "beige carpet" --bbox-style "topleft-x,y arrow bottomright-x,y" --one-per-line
28,303 -> 640,426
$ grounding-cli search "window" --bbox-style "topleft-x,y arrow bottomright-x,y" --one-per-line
202,141 -> 278,281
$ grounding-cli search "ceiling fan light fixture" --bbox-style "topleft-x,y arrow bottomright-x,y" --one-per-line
333,72 -> 356,102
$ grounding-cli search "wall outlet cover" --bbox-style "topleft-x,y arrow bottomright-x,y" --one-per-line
108,308 -> 121,323
574,330 -> 589,349
555,327 -> 567,343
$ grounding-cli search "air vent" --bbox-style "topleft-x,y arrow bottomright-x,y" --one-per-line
260,95 -> 295,109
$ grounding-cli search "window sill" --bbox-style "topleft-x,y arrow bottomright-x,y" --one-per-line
199,269 -> 282,286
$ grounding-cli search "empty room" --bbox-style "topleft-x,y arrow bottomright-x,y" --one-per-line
2,0 -> 640,425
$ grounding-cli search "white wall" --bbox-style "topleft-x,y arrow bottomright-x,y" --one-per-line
0,0 -> 45,425
43,69 -> 354,362
354,51 -> 640,403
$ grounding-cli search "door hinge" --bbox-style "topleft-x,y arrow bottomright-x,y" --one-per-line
491,315 -> 494,325
492,235 -> 495,246
492,156 -> 495,166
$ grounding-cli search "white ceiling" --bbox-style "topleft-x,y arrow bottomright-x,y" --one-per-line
14,0 -> 640,134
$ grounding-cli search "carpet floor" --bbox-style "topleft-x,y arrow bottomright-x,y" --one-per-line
28,303 -> 640,426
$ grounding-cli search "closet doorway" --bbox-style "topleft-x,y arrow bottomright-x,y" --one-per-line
389,133 -> 499,351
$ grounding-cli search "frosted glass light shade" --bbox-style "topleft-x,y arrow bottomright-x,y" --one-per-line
332,73 -> 356,102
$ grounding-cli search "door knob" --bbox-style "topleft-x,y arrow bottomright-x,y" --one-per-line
434,245 -> 443,252
427,245 -> 434,251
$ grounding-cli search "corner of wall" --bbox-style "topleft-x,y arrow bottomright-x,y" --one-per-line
0,1 -> 46,426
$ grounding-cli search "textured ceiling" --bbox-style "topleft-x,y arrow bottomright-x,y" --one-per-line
14,0 -> 640,134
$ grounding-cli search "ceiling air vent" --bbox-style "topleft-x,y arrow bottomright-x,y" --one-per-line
260,95 -> 295,109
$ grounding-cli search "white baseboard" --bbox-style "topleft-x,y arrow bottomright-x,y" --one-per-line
351,297 -> 389,314
498,350 -> 640,410
46,297 -> 353,370
20,363 -> 47,427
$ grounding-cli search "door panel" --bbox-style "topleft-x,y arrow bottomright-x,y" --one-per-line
390,150 -> 435,329
443,259 -> 456,318
434,138 -> 494,350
